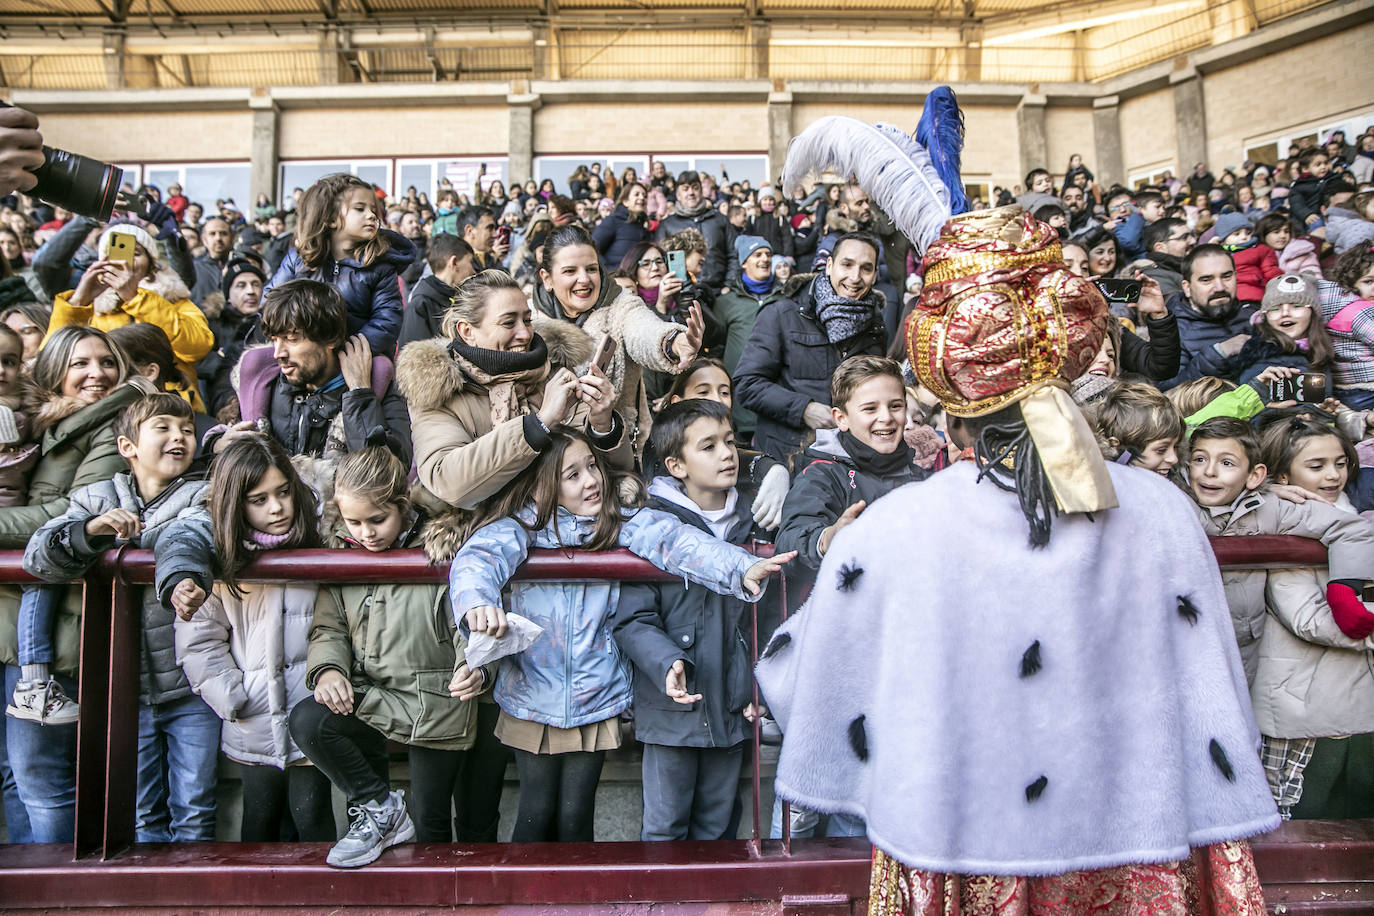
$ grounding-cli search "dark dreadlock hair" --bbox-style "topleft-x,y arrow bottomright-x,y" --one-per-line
957,404 -> 1057,548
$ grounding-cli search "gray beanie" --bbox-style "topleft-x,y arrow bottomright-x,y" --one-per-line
1212,212 -> 1253,245
1260,273 -> 1318,313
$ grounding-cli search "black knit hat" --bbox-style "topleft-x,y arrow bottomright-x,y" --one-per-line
222,258 -> 266,299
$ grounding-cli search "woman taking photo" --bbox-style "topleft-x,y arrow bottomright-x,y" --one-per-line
397,269 -> 627,513
532,226 -> 703,454
0,326 -> 148,843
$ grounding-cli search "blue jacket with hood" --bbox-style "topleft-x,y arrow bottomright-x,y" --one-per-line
449,504 -> 759,730
265,228 -> 415,356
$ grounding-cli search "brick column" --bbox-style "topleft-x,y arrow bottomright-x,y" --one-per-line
1092,95 -> 1125,189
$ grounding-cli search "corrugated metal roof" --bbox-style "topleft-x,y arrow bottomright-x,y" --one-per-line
772,42 -> 935,80
557,27 -> 750,78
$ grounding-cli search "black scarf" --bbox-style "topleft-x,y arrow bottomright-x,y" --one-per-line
811,273 -> 882,345
448,333 -> 549,376
839,429 -> 913,478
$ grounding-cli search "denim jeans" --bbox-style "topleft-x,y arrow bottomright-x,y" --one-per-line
0,705 -> 32,843
769,795 -> 865,839
16,585 -> 61,668
1335,388 -> 1374,411
135,694 -> 222,842
4,665 -> 76,842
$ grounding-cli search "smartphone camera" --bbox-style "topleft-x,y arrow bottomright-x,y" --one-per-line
1267,372 -> 1330,404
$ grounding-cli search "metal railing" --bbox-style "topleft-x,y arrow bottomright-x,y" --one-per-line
0,533 -> 1331,861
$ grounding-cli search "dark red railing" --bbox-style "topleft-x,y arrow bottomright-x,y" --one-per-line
2,537 -> 1372,913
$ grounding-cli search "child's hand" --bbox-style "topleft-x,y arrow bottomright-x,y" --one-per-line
744,550 -> 797,596
170,578 -> 207,621
87,508 -> 143,541
1269,483 -> 1324,505
664,659 -> 701,705
314,669 -> 354,715
742,702 -> 765,723
213,420 -> 257,454
449,663 -> 485,700
817,500 -> 866,557
466,604 -> 508,638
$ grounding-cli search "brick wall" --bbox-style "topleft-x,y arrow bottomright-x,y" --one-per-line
1045,107 -> 1097,183
37,110 -> 252,162
1119,87 -> 1177,178
534,101 -> 767,154
278,106 -> 509,158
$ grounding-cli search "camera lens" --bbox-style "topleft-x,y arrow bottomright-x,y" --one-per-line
30,146 -> 123,221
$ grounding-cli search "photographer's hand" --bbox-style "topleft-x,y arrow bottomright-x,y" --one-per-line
0,107 -> 44,196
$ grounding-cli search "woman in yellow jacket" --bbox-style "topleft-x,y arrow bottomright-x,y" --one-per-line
47,224 -> 212,410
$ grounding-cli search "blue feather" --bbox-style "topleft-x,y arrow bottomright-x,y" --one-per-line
915,86 -> 969,215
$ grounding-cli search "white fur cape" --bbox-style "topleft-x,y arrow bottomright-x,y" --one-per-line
756,461 -> 1279,877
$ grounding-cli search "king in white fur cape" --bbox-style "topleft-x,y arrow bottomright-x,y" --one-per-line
755,460 -> 1280,877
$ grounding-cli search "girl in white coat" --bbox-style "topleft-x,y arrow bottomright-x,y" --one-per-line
1253,417 -> 1374,818
167,434 -> 336,842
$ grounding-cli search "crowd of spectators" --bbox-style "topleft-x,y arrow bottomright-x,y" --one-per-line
0,117 -> 1372,864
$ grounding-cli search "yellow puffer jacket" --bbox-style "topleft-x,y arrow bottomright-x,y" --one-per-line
48,267 -> 213,412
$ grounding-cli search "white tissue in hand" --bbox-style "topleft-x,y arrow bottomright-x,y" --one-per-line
464,613 -> 544,668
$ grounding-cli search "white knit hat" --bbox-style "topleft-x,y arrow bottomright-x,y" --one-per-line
97,223 -> 159,264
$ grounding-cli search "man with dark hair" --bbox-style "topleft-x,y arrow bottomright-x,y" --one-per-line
1137,217 -> 1193,300
735,233 -> 888,460
199,257 -> 267,418
1112,190 -> 1165,261
191,216 -> 234,305
656,170 -> 731,290
212,278 -> 411,466
398,234 -> 475,350
1061,184 -> 1100,237
1161,243 -> 1253,390
458,206 -> 508,270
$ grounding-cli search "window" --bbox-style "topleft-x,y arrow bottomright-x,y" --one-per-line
277,160 -> 393,207
393,159 -> 509,201
1243,110 -> 1374,166
135,162 -> 250,214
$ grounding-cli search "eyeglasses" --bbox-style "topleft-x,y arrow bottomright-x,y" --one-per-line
637,257 -> 666,269
1167,233 -> 1196,243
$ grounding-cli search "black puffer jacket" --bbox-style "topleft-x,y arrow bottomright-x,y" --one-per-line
733,275 -> 888,461
656,207 -> 731,289
398,273 -> 456,350
611,487 -> 762,750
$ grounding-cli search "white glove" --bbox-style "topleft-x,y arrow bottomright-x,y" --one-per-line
752,464 -> 790,531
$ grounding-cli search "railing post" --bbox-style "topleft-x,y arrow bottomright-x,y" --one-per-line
72,570 -> 112,860
101,550 -> 140,858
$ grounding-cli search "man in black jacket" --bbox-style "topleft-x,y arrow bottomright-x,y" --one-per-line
190,217 -> 234,305
734,233 -> 888,461
1135,218 -> 1191,301
398,234 -> 474,350
199,257 -> 266,418
210,279 -> 411,467
656,171 -> 731,291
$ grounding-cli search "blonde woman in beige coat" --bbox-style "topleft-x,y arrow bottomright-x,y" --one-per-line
397,269 -> 627,519
529,225 -> 703,454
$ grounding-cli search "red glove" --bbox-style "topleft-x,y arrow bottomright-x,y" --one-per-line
1327,581 -> 1374,640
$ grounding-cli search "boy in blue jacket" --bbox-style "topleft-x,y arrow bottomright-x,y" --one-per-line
612,398 -> 765,841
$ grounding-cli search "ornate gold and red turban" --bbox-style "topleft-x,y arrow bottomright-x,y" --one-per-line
907,206 -> 1118,513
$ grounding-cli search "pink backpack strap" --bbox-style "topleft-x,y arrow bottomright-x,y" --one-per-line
1328,299 -> 1374,334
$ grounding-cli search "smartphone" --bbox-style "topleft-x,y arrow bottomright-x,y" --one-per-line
496,225 -> 511,246
1091,278 -> 1141,304
591,334 -> 616,375
666,250 -> 687,281
1363,583 -> 1374,602
1268,372 -> 1330,404
106,230 -> 138,267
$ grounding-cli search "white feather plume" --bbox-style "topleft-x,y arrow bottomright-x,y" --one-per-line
782,116 -> 953,253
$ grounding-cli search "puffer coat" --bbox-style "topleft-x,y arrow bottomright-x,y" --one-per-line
265,228 -> 416,356
449,504 -> 758,730
25,472 -> 209,704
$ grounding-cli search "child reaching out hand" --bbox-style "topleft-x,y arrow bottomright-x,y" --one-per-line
449,425 -> 792,843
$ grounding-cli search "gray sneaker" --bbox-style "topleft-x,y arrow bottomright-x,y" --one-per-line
6,678 -> 79,726
326,789 -> 415,868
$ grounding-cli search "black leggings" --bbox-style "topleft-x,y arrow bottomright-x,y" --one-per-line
510,749 -> 605,842
237,762 -> 336,842
452,702 -> 511,842
289,695 -> 469,843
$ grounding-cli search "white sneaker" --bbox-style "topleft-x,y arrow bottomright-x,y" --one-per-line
326,789 -> 415,868
6,678 -> 79,725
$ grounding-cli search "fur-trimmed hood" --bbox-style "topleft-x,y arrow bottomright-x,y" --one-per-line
22,376 -> 157,439
395,321 -> 594,414
93,266 -> 193,316
199,290 -> 226,322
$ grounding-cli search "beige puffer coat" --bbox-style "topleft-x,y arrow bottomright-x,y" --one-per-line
397,318 -> 632,512
175,580 -> 318,768
1250,501 -> 1374,739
